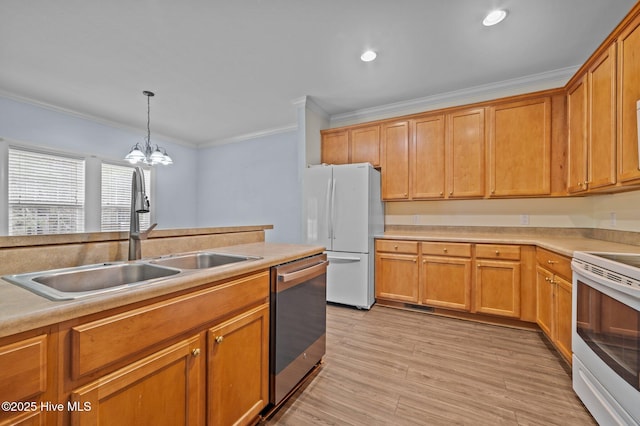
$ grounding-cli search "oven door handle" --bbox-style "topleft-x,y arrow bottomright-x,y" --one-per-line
278,260 -> 328,284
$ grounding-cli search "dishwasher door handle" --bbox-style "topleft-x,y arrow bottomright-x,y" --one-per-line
276,260 -> 329,292
278,260 -> 328,283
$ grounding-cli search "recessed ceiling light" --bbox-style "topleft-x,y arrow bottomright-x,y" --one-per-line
360,50 -> 377,62
483,9 -> 507,26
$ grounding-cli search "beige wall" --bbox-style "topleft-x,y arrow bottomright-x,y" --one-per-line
385,190 -> 640,232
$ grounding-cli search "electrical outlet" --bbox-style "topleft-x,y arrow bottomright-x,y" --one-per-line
412,214 -> 419,225
610,212 -> 617,227
520,214 -> 530,225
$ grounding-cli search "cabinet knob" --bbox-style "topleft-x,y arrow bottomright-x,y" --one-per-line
439,191 -> 444,196
404,193 -> 408,197
495,250 -> 500,255
491,190 -> 495,194
394,245 -> 398,250
192,348 -> 201,357
545,277 -> 551,282
443,248 -> 448,253
547,260 -> 558,265
215,336 -> 224,344
449,191 -> 453,196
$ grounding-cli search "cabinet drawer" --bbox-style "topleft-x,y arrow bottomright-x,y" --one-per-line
421,242 -> 471,257
475,244 -> 521,260
71,271 -> 269,379
376,240 -> 419,254
0,335 -> 47,403
536,248 -> 572,280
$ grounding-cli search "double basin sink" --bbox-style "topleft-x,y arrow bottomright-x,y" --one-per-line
3,251 -> 260,301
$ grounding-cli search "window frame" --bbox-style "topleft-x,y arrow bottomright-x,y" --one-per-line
0,138 -> 155,236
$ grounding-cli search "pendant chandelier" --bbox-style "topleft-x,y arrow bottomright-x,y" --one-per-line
124,91 -> 173,166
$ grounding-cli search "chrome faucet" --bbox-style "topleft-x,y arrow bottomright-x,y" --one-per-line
128,166 -> 157,261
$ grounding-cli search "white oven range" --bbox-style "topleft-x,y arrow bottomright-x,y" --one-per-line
572,251 -> 640,425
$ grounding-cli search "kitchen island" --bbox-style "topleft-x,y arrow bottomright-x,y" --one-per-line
0,234 -> 323,426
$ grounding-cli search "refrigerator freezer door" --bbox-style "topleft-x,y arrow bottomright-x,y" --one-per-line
304,166 -> 333,250
326,252 -> 372,309
331,164 -> 370,253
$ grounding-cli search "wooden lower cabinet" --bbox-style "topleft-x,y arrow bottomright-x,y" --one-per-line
555,275 -> 572,361
473,244 -> 522,318
420,242 -> 472,311
0,333 -> 52,426
375,240 -> 419,303
61,270 -> 271,426
536,266 -> 554,337
474,259 -> 521,318
536,248 -> 573,363
208,304 -> 269,426
376,240 -> 535,322
70,335 -> 204,426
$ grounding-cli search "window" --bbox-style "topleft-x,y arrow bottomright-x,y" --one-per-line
8,147 -> 85,235
101,163 -> 151,232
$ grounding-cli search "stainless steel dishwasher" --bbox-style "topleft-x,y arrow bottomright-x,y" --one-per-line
270,253 -> 328,406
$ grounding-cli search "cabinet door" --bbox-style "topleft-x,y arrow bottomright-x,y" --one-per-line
381,121 -> 410,200
535,266 -> 554,337
567,77 -> 589,193
208,304 -> 269,426
588,44 -> 617,190
555,275 -> 573,363
412,114 -> 446,199
446,108 -> 485,198
0,335 -> 48,426
421,256 -> 471,311
321,130 -> 349,165
70,335 -> 204,426
489,98 -> 551,196
375,252 -> 419,303
351,125 -> 380,166
474,259 -> 521,318
617,16 -> 640,183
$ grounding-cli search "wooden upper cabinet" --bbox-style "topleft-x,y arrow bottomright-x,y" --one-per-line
321,125 -> 380,166
589,44 -> 617,190
412,114 -> 446,199
446,107 -> 486,198
350,124 -> 380,166
381,120 -> 410,199
489,97 -> 551,197
617,15 -> 640,183
567,76 -> 589,193
321,130 -> 349,165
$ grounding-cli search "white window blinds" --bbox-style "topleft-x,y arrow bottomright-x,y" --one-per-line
8,147 -> 85,235
101,163 -> 150,232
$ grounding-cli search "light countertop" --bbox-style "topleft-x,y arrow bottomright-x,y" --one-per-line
377,229 -> 640,257
0,242 -> 324,339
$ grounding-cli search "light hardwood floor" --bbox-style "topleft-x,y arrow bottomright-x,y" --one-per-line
267,304 -> 596,426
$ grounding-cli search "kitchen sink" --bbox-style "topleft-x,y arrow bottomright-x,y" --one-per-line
148,252 -> 259,270
3,262 -> 181,301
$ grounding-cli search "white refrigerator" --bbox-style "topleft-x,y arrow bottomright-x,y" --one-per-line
303,163 -> 384,309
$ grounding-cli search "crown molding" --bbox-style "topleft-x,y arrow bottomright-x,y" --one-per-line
330,65 -> 579,127
0,89 -> 196,148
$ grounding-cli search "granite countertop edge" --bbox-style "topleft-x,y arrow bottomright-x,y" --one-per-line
0,242 -> 324,339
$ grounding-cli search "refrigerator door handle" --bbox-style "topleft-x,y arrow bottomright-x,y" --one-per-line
330,178 -> 337,239
326,178 -> 333,240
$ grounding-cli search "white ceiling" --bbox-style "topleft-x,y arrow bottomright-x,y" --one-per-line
0,0 -> 637,146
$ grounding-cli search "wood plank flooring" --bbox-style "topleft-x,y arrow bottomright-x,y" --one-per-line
266,304 -> 596,426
